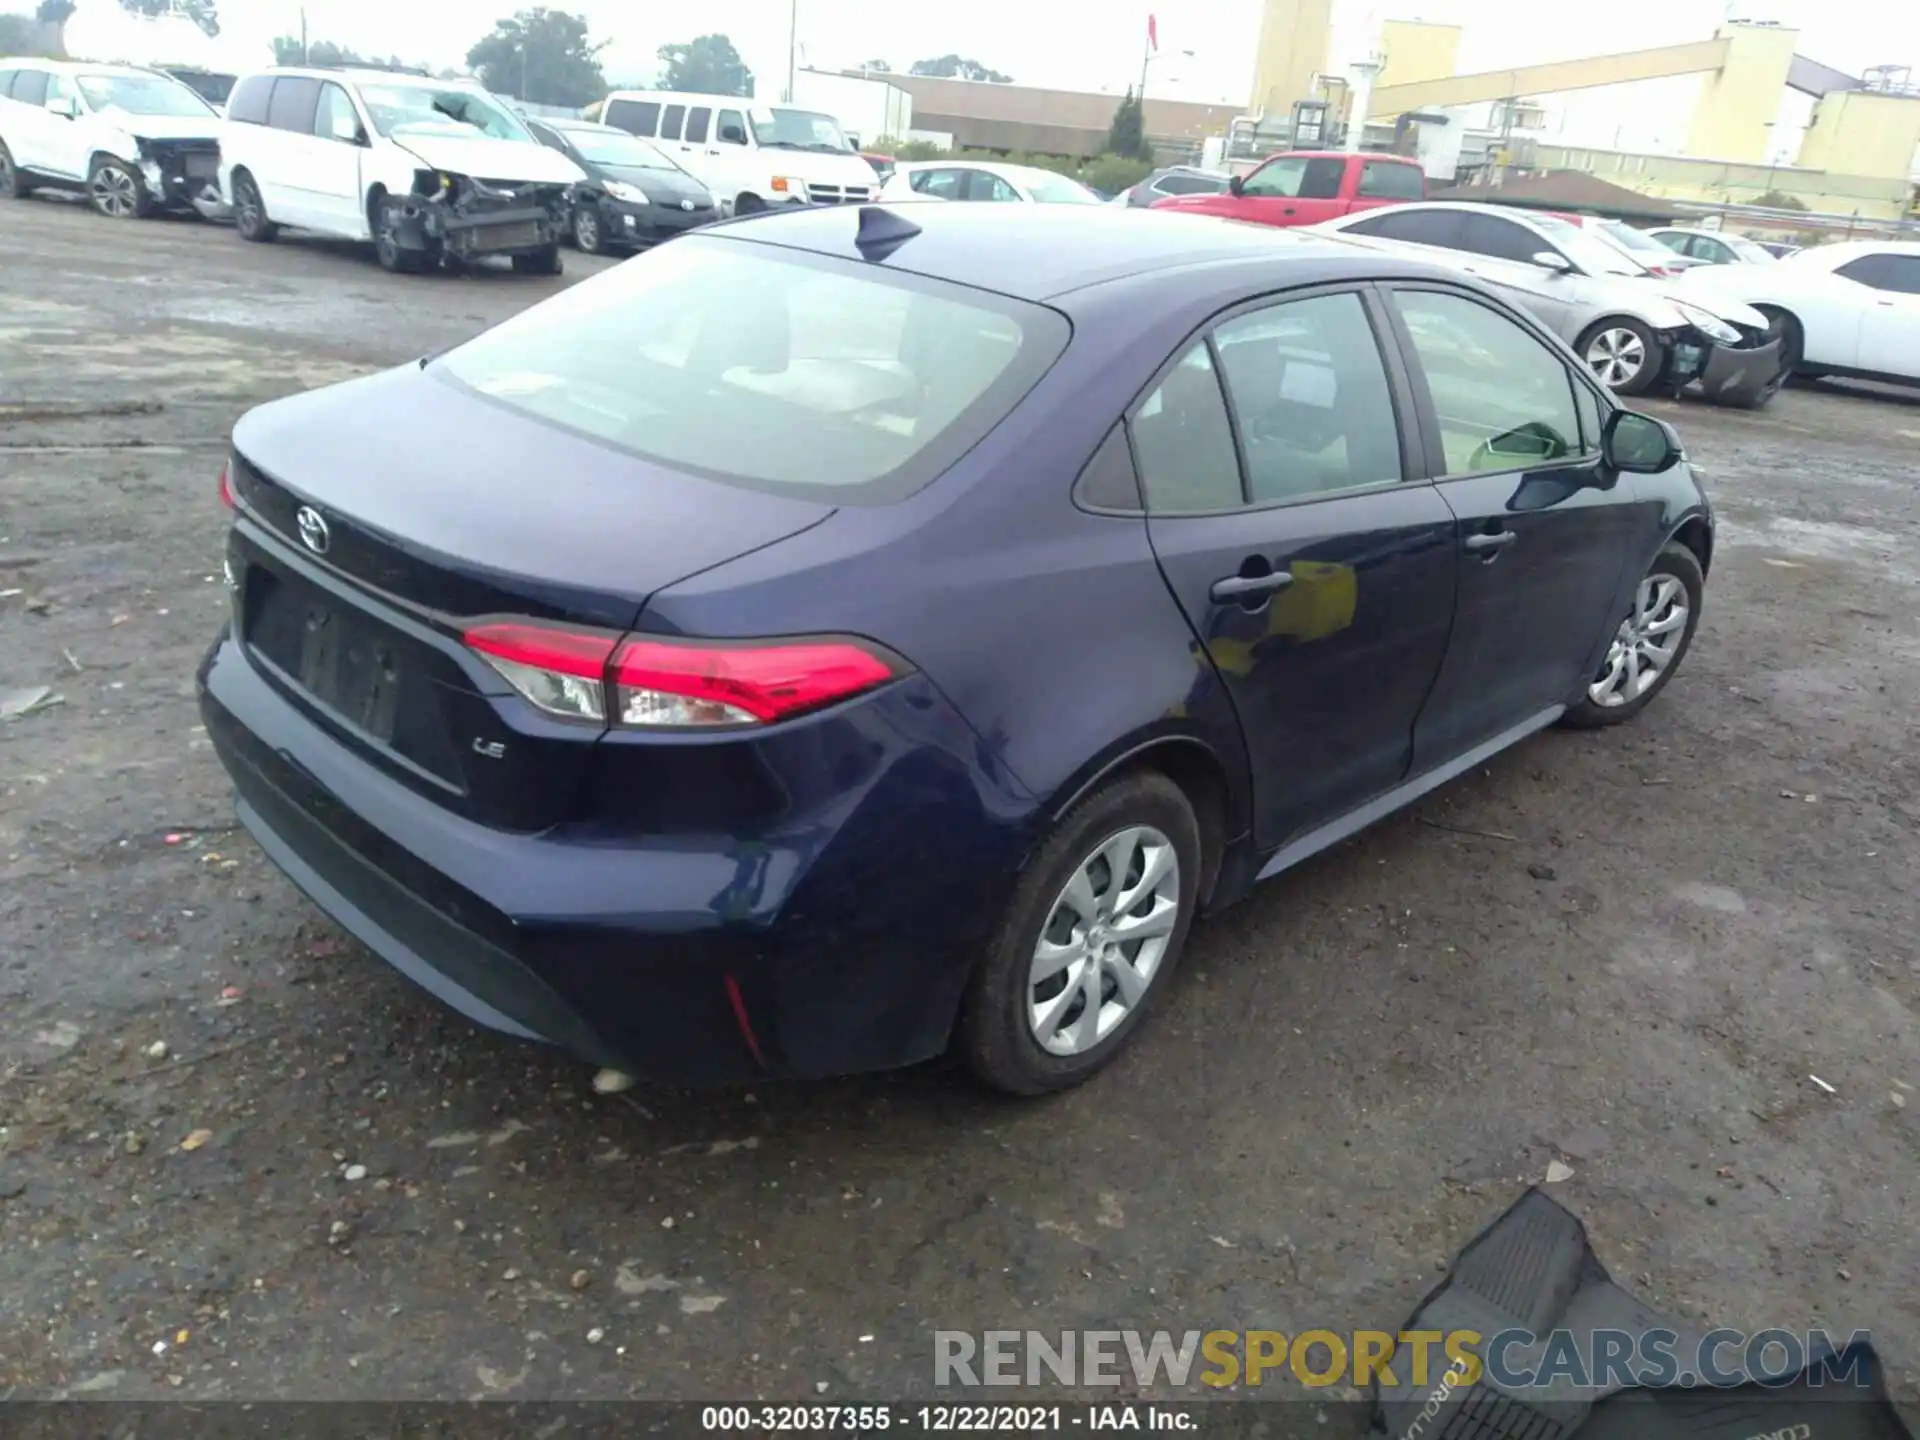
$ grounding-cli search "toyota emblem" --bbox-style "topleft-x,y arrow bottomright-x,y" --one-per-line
681,199 -> 694,211
295,505 -> 331,555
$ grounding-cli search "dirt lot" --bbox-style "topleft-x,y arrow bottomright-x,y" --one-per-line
2,195 -> 1918,1408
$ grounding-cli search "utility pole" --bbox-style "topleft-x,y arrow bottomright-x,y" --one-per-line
300,7 -> 308,64
786,0 -> 798,102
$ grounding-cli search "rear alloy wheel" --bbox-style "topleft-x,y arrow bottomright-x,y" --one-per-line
1579,318 -> 1658,395
512,244 -> 564,276
572,205 -> 605,255
0,142 -> 34,199
89,158 -> 152,220
958,771 -> 1200,1095
1560,542 -> 1703,729
232,172 -> 277,241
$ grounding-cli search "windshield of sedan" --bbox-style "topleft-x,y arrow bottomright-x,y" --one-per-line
1021,170 -> 1102,204
1721,234 -> 1778,263
564,129 -> 678,171
1596,219 -> 1676,259
748,106 -> 852,152
1530,215 -> 1644,277
77,73 -> 216,118
434,239 -> 1069,502
358,83 -> 531,141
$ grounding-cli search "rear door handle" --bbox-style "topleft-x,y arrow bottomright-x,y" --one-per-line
1211,569 -> 1295,603
1464,530 -> 1517,555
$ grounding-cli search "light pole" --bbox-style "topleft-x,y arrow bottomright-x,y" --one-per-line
1139,45 -> 1194,103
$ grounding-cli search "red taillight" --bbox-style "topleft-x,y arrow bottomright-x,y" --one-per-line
460,622 -> 904,729
218,460 -> 235,509
464,621 -> 618,724
611,637 -> 900,727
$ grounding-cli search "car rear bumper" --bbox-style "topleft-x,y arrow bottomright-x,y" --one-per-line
197,627 -> 1028,1085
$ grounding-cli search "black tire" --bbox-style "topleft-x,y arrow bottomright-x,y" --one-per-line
89,157 -> 153,220
733,192 -> 765,216
1560,542 -> 1704,730
571,204 -> 605,255
0,141 -> 34,199
1576,317 -> 1661,397
512,244 -> 563,276
957,770 -> 1201,1095
373,194 -> 426,274
232,171 -> 277,242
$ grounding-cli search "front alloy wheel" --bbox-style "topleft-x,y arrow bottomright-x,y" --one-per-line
573,205 -> 603,254
1584,326 -> 1649,391
90,160 -> 147,219
1589,573 -> 1689,709
1029,826 -> 1181,1057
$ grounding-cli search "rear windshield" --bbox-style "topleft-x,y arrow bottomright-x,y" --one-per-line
433,237 -> 1069,502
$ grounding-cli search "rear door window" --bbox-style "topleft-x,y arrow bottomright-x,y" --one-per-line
434,238 -> 1068,503
11,69 -> 47,106
968,171 -> 1020,202
659,104 -> 685,141
684,106 -> 710,144
266,76 -> 320,133
1212,292 -> 1404,502
1348,208 -> 1465,249
605,99 -> 659,137
1459,214 -> 1553,264
0,71 -> 17,99
1130,343 -> 1245,513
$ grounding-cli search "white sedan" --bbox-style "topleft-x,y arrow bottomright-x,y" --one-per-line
1673,241 -> 1920,388
878,160 -> 1103,206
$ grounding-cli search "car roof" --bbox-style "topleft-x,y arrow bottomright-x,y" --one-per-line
899,159 -> 1075,183
708,202 -> 1453,303
543,119 -> 625,134
244,66 -> 469,87
3,58 -> 152,76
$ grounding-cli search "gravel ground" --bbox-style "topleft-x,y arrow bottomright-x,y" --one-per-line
2,196 -> 1917,1409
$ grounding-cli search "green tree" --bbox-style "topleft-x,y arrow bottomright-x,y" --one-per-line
272,38 -> 427,71
909,54 -> 1012,83
857,58 -> 892,73
1107,88 -> 1149,161
657,34 -> 752,96
119,0 -> 217,36
1753,189 -> 1807,211
0,13 -> 48,53
467,8 -> 607,107
37,0 -> 76,23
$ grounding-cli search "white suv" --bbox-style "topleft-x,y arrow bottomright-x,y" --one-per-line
218,67 -> 585,274
0,58 -> 222,218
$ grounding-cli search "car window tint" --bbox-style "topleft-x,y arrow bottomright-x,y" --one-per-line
226,73 -> 273,124
659,104 -> 685,141
1394,290 -> 1582,476
915,168 -> 965,200
434,239 -> 1065,503
0,71 -> 17,100
1213,293 -> 1402,502
266,75 -> 320,132
1460,213 -> 1552,264
605,99 -> 659,136
1838,254 -> 1920,293
314,83 -> 359,142
1073,425 -> 1143,511
1158,173 -> 1222,196
716,108 -> 745,143
1130,342 -> 1244,513
11,69 -> 47,106
1240,156 -> 1311,198
684,106 -> 710,144
1358,161 -> 1424,199
1350,208 -> 1464,248
1880,257 -> 1920,294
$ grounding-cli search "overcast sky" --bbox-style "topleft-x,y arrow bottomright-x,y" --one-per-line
205,0 -> 1915,159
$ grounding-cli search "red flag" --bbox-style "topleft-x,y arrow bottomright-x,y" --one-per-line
1147,13 -> 1159,51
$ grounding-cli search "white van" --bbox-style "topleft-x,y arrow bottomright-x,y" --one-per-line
598,91 -> 878,214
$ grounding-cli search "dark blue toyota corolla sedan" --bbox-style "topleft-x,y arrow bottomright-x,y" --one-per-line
199,203 -> 1712,1094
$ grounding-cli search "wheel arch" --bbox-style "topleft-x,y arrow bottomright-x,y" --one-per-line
1668,513 -> 1713,579
1045,734 -> 1243,911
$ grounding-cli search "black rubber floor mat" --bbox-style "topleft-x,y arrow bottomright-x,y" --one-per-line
1375,1187 -> 1912,1440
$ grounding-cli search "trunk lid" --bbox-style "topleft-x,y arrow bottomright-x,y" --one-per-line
227,364 -> 833,831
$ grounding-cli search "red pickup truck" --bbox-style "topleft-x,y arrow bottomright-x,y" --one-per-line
1150,150 -> 1426,228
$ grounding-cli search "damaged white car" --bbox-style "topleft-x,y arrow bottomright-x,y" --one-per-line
0,60 -> 224,219
217,68 -> 585,275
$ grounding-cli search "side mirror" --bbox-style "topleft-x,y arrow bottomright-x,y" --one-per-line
1532,250 -> 1572,272
355,126 -> 372,147
1603,409 -> 1681,473
1227,174 -> 1245,197
719,123 -> 746,144
48,95 -> 79,119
